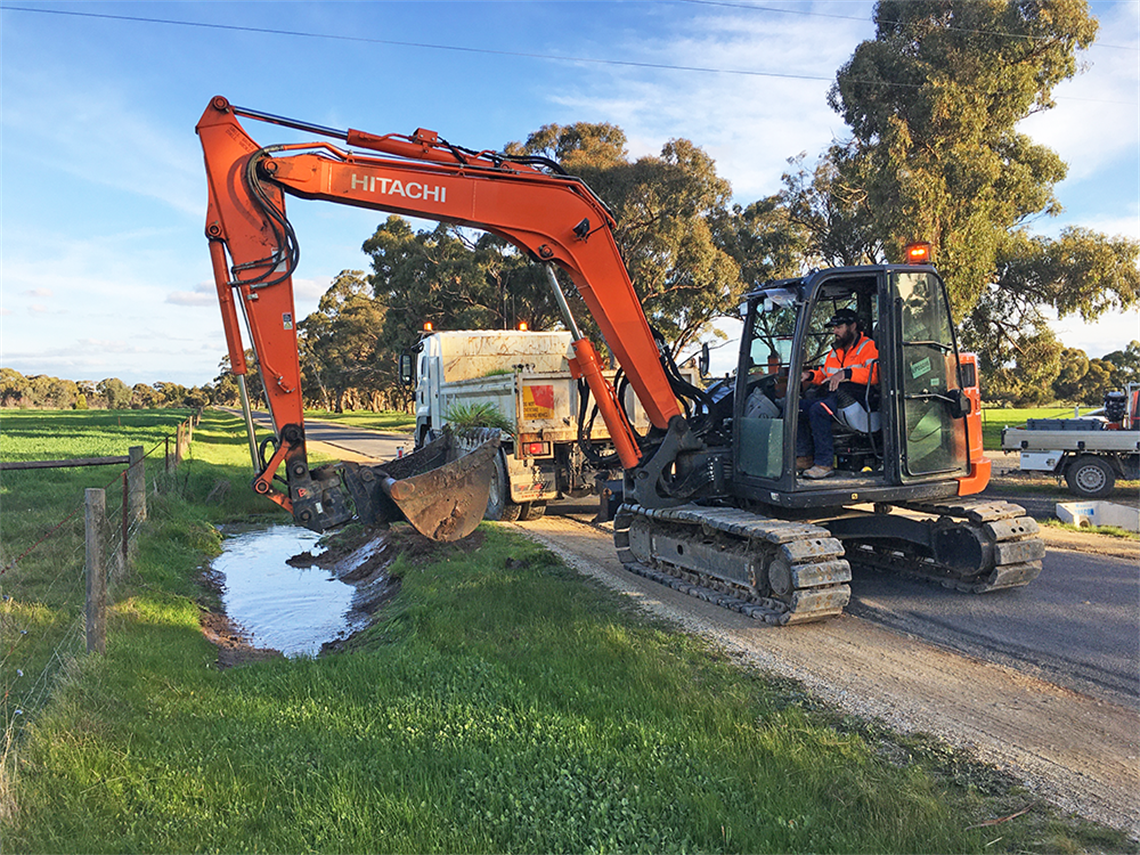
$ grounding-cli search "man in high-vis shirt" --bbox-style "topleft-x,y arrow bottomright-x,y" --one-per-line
796,308 -> 879,479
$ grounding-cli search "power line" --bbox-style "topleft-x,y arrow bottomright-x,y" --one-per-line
1,3 -> 1134,105
0,4 -> 835,83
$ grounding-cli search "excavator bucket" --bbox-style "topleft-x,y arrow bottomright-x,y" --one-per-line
372,429 -> 500,542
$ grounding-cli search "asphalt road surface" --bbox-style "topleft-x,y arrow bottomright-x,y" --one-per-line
303,421 -> 412,460
845,551 -> 1139,708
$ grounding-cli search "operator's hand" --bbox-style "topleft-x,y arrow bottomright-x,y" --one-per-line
801,370 -> 813,385
826,372 -> 845,392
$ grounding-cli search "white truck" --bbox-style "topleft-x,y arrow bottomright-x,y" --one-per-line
404,330 -> 660,521
999,386 -> 1140,498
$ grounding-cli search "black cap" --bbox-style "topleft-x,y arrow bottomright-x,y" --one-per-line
827,308 -> 859,327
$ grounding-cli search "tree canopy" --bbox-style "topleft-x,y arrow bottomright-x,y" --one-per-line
961,227 -> 1140,379
507,123 -> 742,357
828,0 -> 1100,311
298,270 -> 395,411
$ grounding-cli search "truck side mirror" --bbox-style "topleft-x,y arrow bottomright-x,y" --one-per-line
698,343 -> 710,377
399,352 -> 415,386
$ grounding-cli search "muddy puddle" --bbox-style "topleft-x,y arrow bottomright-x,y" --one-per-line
210,525 -> 397,658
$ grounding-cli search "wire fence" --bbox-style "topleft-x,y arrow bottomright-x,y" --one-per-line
1,413 -> 199,761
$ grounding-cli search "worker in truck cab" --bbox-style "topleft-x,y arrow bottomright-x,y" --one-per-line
796,308 -> 879,479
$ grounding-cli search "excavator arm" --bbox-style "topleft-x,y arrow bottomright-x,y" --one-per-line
197,96 -> 691,536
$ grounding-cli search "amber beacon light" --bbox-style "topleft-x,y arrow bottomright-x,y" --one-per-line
904,242 -> 932,264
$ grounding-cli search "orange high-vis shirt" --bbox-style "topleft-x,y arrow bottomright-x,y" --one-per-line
805,334 -> 879,386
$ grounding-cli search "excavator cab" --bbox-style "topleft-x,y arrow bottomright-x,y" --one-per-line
732,263 -> 975,510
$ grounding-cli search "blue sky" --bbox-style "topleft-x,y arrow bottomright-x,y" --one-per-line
2,0 -> 1137,387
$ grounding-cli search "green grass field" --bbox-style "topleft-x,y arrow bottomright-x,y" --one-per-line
1,409 -> 275,784
2,409 -> 1133,853
978,405 -> 1095,451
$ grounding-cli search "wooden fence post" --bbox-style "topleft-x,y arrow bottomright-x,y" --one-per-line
175,423 -> 186,467
85,488 -> 107,655
128,445 -> 146,523
119,471 -> 129,581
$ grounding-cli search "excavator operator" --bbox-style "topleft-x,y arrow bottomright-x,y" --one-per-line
796,308 -> 879,479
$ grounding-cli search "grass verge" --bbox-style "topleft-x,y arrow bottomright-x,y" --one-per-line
2,410 -> 1135,852
1040,519 -> 1140,540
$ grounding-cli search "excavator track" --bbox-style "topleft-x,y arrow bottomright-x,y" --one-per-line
844,499 -> 1044,593
613,504 -> 851,625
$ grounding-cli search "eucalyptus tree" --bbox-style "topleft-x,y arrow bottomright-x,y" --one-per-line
298,270 -> 392,411
828,0 -> 1100,310
507,123 -> 742,358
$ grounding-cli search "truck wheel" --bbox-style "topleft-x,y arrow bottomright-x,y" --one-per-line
518,501 -> 547,521
1065,455 -> 1116,498
484,451 -> 522,522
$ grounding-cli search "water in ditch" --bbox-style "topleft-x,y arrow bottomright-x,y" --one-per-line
211,525 -> 378,657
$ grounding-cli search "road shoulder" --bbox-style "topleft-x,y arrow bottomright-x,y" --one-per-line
1037,525 -> 1139,560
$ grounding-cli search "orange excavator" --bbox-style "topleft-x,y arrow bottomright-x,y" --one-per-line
198,97 -> 1044,623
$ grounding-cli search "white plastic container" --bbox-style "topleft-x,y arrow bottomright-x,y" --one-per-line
1055,501 -> 1140,532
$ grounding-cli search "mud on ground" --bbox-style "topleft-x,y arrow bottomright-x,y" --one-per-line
197,566 -> 286,669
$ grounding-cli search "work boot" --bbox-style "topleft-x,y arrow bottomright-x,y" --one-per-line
795,456 -> 813,471
803,465 -> 834,479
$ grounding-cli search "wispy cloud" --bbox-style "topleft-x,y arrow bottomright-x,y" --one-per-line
2,69 -> 203,218
166,282 -> 218,307
547,3 -> 872,201
1018,5 -> 1140,185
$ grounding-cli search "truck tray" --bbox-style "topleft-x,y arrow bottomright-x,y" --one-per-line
1001,428 -> 1140,453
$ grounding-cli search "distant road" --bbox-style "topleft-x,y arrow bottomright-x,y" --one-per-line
226,409 -> 413,461
301,419 -> 412,461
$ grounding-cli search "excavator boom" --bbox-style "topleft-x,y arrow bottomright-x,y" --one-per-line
197,96 -> 679,445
